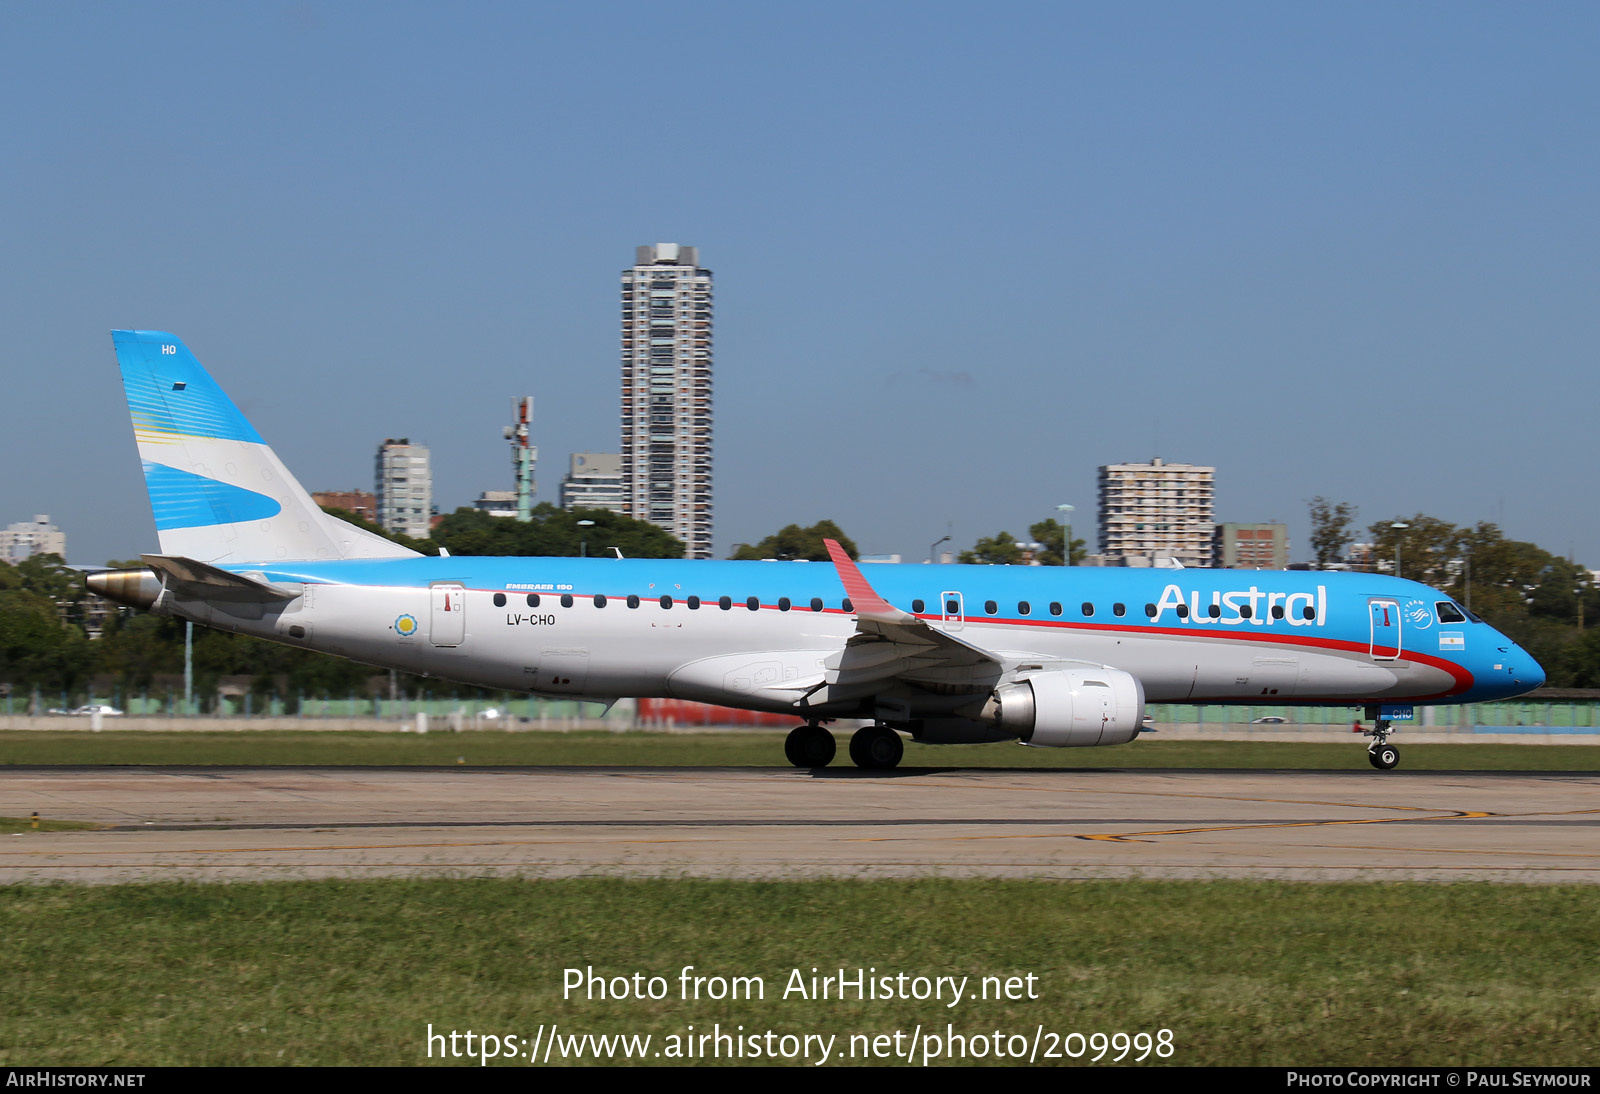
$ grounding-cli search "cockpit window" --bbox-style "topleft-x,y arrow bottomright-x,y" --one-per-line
1436,602 -> 1467,624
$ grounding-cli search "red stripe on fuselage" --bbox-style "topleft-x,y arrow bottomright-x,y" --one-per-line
404,585 -> 1478,702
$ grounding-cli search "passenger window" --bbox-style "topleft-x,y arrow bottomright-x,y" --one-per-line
747,596 -> 760,611
1144,603 -> 1157,618
593,594 -> 606,608
1050,602 -> 1062,616
778,597 -> 791,611
1302,606 -> 1316,621
945,599 -> 959,614
659,595 -> 673,609
842,598 -> 854,612
1208,603 -> 1221,619
1082,602 -> 1094,617
1018,601 -> 1031,615
560,594 -> 573,608
526,594 -> 539,608
1271,605 -> 1284,620
628,594 -> 640,608
912,599 -> 925,614
810,597 -> 823,612
1239,605 -> 1253,619
1176,604 -> 1189,619
687,596 -> 700,610
719,596 -> 732,610
984,600 -> 997,615
493,593 -> 506,607
1113,603 -> 1125,617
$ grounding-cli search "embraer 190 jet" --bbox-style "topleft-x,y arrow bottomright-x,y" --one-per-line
89,331 -> 1545,770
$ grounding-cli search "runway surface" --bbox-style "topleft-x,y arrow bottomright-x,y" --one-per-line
3,766 -> 1598,883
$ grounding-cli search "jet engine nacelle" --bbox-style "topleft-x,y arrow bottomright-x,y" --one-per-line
980,668 -> 1146,747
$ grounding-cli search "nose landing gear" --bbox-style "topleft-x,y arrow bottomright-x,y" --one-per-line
1364,718 -> 1399,770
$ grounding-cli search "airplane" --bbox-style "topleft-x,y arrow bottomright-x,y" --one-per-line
88,330 -> 1546,771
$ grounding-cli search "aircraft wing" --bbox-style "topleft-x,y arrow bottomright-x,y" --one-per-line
821,539 -> 1001,696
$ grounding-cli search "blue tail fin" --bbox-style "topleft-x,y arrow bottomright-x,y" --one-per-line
112,330 -> 419,564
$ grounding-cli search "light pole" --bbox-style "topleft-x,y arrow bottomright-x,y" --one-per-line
577,519 -> 595,558
928,535 -> 950,565
1056,504 -> 1075,566
1390,522 -> 1409,578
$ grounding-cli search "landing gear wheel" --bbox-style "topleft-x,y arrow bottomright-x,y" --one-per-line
848,725 -> 904,770
1361,715 -> 1398,771
785,724 -> 835,768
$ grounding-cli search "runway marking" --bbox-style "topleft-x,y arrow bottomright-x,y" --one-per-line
1074,811 -> 1497,843
839,809 -> 1499,844
957,804 -> 1600,845
1319,844 -> 1600,859
5,862 -> 1599,875
879,778 -> 1473,815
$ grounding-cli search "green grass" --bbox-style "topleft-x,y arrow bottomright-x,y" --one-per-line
1,730 -> 1597,770
1,878 -> 1595,1066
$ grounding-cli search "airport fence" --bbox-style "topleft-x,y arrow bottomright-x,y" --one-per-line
10,692 -> 1598,735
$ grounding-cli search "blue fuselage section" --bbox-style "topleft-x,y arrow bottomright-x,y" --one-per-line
222,556 -> 1543,709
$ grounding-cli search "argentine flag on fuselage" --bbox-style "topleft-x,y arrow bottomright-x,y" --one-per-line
112,330 -> 418,564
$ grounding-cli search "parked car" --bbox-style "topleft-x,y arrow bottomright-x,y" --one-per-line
1251,715 -> 1287,724
70,705 -> 125,716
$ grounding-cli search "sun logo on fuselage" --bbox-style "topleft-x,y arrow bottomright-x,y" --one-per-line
395,614 -> 418,637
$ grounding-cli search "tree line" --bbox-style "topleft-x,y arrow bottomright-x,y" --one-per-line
0,505 -> 687,710
5,503 -> 1597,709
1309,498 -> 1600,687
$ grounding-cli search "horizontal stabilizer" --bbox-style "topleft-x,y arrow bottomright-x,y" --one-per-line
142,554 -> 301,603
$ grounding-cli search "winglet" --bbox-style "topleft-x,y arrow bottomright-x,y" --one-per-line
824,538 -> 915,624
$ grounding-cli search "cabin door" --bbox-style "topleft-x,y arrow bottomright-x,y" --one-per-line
1368,598 -> 1401,661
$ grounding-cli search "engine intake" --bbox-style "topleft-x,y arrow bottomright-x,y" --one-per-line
981,668 -> 1146,747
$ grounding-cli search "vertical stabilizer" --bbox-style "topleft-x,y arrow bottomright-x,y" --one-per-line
112,330 -> 420,563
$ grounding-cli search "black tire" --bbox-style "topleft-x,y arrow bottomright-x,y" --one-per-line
1368,743 -> 1399,770
849,726 -> 904,770
784,725 -> 835,768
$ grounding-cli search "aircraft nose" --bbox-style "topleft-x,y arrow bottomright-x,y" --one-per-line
1516,654 -> 1546,691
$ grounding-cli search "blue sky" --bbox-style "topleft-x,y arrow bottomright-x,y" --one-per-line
3,2 -> 1596,567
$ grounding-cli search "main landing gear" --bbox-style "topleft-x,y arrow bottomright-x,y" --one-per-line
848,725 -> 904,771
784,723 -> 905,770
784,723 -> 836,768
1364,719 -> 1400,770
